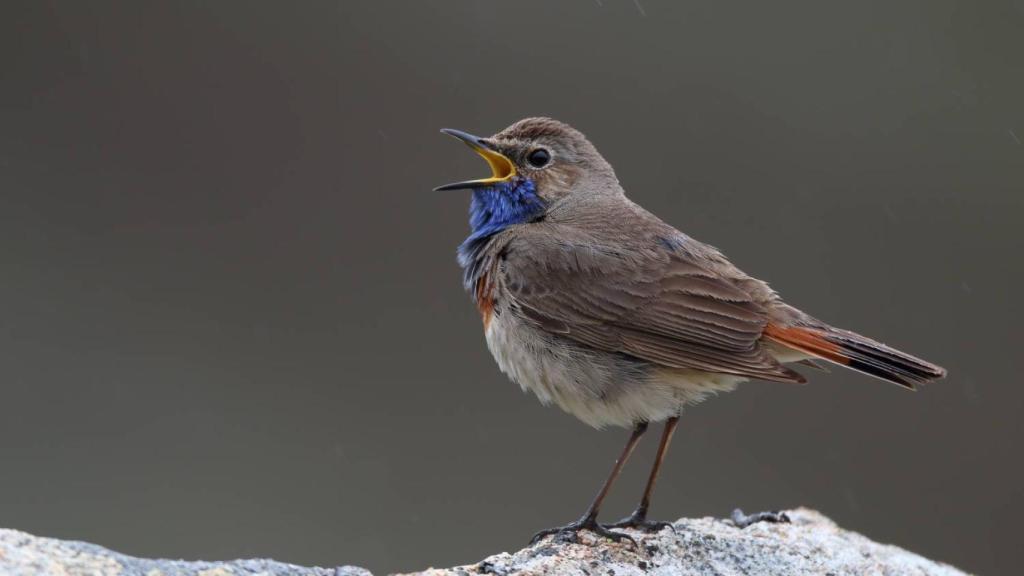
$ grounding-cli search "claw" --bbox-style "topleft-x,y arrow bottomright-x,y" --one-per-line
530,517 -> 637,547
603,511 -> 675,533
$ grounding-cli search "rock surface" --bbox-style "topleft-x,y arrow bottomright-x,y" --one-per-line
0,509 -> 967,576
0,529 -> 371,576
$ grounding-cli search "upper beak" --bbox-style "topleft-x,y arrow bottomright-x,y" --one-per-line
434,128 -> 517,191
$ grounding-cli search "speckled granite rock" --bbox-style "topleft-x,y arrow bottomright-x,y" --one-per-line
0,509 -> 967,576
0,528 -> 371,576
402,509 -> 968,576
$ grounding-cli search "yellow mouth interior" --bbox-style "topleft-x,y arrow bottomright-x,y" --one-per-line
470,146 -> 516,184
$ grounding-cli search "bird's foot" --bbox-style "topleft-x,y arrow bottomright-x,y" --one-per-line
530,515 -> 637,547
603,509 -> 675,533
730,508 -> 791,528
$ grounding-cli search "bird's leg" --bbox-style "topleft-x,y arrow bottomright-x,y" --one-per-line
605,416 -> 679,532
530,422 -> 648,546
730,508 -> 791,528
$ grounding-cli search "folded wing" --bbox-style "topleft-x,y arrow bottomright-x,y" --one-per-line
501,230 -> 805,383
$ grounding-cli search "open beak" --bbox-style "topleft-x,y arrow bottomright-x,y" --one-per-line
434,129 -> 516,191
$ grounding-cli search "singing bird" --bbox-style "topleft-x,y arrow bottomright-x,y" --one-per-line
435,117 -> 946,544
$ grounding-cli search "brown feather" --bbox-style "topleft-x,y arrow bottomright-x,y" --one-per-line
764,323 -> 946,389
498,217 -> 806,384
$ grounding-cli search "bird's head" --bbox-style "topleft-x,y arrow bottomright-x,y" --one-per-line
438,118 -> 619,289
434,117 -> 616,205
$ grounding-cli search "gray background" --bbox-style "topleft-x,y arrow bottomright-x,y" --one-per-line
1,1 -> 1021,574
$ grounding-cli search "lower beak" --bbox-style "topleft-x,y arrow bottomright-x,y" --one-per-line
434,129 -> 517,191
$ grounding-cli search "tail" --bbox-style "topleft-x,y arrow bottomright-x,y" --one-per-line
764,323 -> 946,390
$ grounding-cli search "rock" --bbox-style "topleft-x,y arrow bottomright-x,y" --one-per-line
0,509 -> 967,576
403,509 -> 969,576
0,528 -> 371,576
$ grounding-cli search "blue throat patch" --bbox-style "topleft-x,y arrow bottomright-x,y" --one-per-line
458,177 -> 545,291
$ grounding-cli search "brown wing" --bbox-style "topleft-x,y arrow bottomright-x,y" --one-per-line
500,230 -> 805,383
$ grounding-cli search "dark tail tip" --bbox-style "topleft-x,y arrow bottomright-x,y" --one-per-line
764,323 -> 945,390
823,328 -> 946,390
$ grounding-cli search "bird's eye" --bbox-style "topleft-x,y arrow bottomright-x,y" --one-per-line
526,148 -> 551,168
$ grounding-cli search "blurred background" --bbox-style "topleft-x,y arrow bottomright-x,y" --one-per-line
1,1 -> 1021,574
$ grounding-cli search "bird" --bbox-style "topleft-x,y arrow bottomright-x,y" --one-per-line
434,117 -> 946,545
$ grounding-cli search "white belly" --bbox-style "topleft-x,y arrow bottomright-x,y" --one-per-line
484,311 -> 744,428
